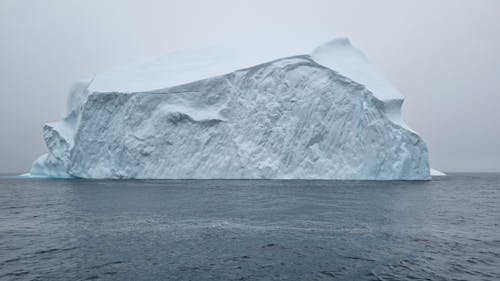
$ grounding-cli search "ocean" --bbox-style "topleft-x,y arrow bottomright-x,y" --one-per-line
0,174 -> 499,280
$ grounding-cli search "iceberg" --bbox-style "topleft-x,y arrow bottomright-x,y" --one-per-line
30,36 -> 432,180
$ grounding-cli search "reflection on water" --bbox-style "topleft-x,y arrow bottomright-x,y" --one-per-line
0,174 -> 499,280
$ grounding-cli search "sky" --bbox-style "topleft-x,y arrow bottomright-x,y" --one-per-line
0,0 -> 499,173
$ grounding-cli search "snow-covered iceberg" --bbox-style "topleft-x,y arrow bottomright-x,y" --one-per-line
31,37 -> 432,180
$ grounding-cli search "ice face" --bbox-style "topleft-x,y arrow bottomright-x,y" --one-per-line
30,38 -> 432,180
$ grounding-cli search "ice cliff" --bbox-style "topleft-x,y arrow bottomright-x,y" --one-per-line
31,37 -> 432,180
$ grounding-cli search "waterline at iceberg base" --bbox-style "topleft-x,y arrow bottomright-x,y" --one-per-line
31,37 -> 432,180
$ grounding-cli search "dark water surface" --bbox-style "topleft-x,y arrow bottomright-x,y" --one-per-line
0,174 -> 499,280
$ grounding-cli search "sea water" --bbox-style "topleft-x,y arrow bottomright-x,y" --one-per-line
0,174 -> 499,280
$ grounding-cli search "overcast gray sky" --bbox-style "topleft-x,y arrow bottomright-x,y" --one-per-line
1,0 -> 499,173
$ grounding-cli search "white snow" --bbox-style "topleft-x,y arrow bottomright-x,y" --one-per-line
88,36 -> 406,126
30,35 -> 433,180
431,168 -> 446,176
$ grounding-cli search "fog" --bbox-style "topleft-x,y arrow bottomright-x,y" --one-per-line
1,0 -> 499,173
